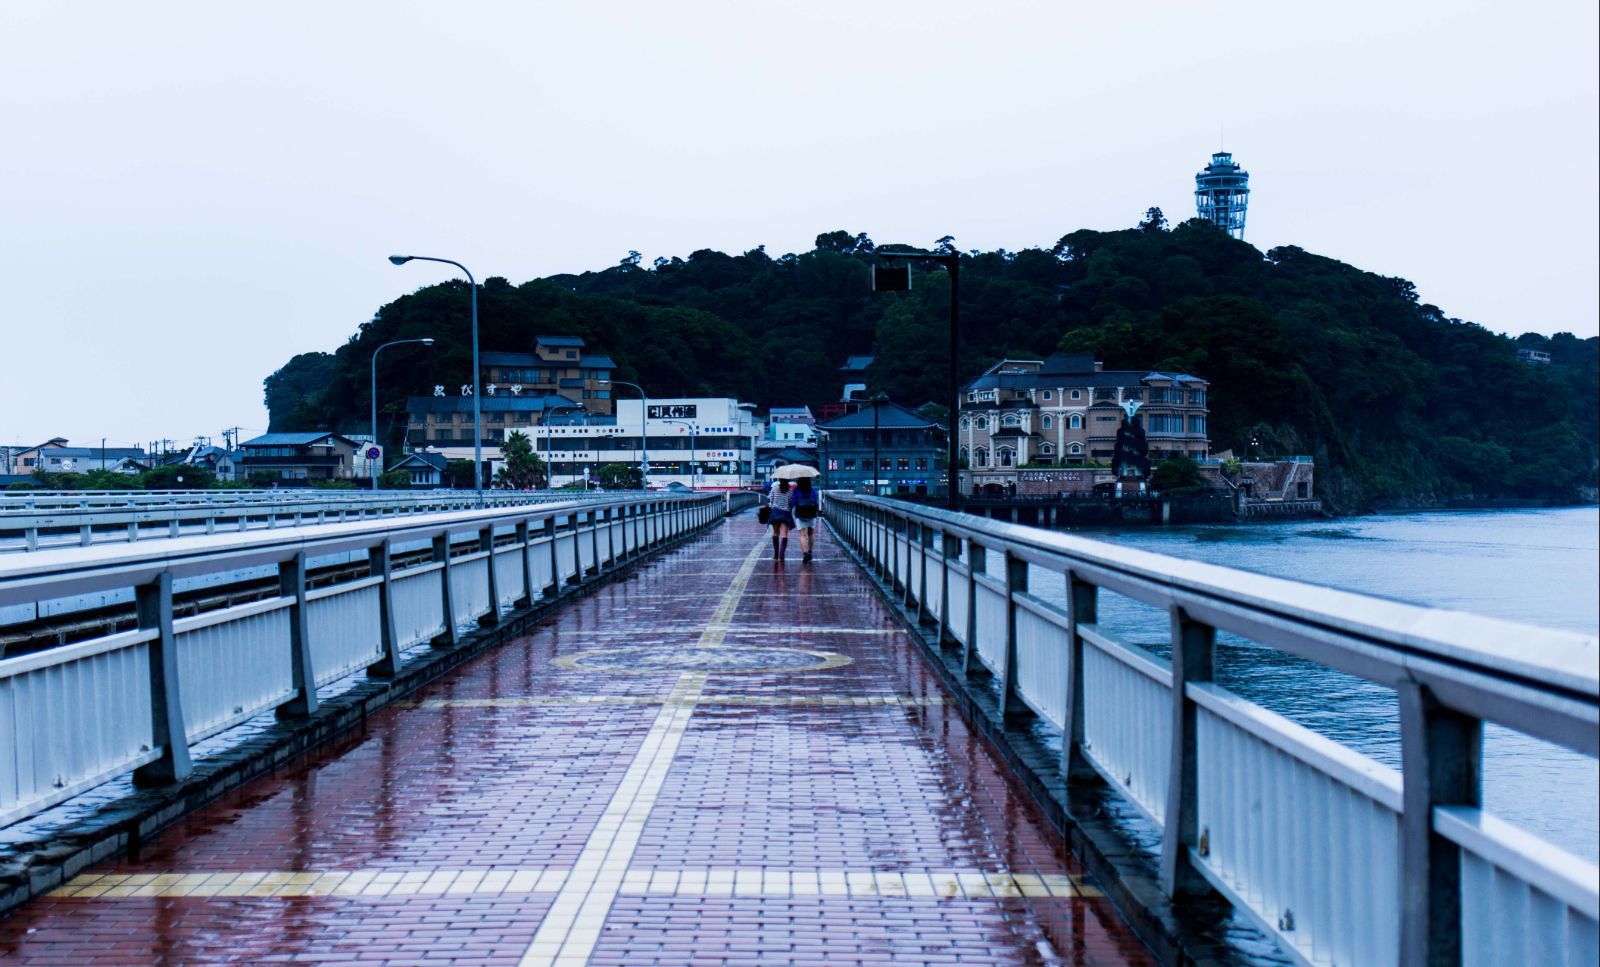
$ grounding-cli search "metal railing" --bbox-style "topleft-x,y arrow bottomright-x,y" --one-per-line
0,493 -> 727,827
0,490 -> 618,553
825,493 -> 1598,967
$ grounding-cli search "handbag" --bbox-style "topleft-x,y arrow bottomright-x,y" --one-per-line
757,505 -> 772,524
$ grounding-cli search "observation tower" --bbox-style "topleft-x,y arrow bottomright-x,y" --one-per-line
1195,151 -> 1250,239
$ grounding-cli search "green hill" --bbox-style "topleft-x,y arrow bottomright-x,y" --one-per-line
266,219 -> 1598,511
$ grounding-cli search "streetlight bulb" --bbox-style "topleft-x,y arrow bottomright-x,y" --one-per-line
387,255 -> 413,265
420,338 -> 435,346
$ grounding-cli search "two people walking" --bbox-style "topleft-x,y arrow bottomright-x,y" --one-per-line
766,475 -> 819,562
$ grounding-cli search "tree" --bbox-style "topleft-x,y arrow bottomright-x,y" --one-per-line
1150,454 -> 1206,492
446,459 -> 476,490
141,464 -> 217,490
494,430 -> 546,489
378,469 -> 413,489
595,463 -> 643,489
1138,207 -> 1168,232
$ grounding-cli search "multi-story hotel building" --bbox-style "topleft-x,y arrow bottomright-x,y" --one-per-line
958,354 -> 1210,470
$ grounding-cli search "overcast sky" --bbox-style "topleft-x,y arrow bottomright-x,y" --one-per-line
2,1 -> 1595,449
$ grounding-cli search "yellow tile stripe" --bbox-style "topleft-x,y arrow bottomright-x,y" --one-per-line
49,868 -> 1099,900
398,695 -> 947,710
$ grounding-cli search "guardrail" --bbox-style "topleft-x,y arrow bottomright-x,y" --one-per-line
0,490 -> 621,552
824,493 -> 1598,967
0,493 -> 728,827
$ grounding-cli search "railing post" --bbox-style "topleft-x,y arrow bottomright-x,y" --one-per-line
999,550 -> 1027,720
479,525 -> 500,627
367,540 -> 401,679
568,513 -> 583,584
963,540 -> 985,677
1061,570 -> 1096,779
515,520 -> 534,607
916,523 -> 933,624
544,517 -> 561,597
1160,605 -> 1215,896
276,552 -> 320,718
432,534 -> 459,648
132,570 -> 193,786
939,529 -> 959,647
1399,681 -> 1481,966
589,509 -> 602,574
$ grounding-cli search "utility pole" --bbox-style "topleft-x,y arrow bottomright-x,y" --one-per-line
872,250 -> 960,508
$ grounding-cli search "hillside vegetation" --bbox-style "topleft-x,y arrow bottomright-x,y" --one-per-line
266,218 -> 1598,511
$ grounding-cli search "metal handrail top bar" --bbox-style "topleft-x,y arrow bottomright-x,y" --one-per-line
833,495 -> 1598,753
0,494 -> 711,609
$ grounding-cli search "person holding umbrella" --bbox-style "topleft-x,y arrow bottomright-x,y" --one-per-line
773,464 -> 822,563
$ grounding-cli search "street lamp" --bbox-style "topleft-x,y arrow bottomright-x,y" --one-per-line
370,337 -> 435,490
599,379 -> 648,489
873,250 -> 959,508
388,255 -> 482,498
543,399 -> 584,488
870,392 -> 888,497
660,419 -> 698,489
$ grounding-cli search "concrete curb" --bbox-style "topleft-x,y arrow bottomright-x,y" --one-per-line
827,520 -> 1273,967
0,517 -> 722,918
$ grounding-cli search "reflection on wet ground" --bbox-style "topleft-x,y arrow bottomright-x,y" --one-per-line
1,519 -> 1153,965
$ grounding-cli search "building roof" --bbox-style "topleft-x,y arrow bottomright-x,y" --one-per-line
406,394 -> 580,414
768,406 -> 814,421
838,354 -> 874,372
817,400 -> 943,431
37,447 -> 146,459
241,432 -> 357,447
990,427 -> 1035,438
765,447 -> 819,464
578,355 -> 615,369
536,335 -> 585,347
390,452 -> 449,471
481,351 -> 540,367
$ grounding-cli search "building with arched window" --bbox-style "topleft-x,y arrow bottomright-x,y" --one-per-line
957,353 -> 1210,494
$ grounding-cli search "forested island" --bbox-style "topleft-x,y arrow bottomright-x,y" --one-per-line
266,217 -> 1598,512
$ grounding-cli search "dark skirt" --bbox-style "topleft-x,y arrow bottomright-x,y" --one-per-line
768,508 -> 794,527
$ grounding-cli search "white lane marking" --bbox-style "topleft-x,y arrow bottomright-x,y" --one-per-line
518,535 -> 767,967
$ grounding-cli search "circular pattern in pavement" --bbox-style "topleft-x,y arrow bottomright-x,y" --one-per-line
553,645 -> 852,675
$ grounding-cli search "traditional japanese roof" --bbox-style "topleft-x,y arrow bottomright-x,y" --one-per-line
765,447 -> 818,464
390,452 -> 449,471
241,432 -> 356,447
990,427 -> 1035,439
817,400 -> 942,431
578,355 -> 616,369
405,394 -> 580,414
481,351 -> 540,366
535,335 -> 585,347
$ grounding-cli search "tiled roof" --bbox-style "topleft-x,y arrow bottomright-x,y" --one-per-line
817,401 -> 942,431
241,432 -> 354,447
536,335 -> 585,347
578,355 -> 615,369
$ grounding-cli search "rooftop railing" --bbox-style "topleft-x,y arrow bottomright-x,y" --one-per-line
824,493 -> 1597,967
0,493 -> 729,828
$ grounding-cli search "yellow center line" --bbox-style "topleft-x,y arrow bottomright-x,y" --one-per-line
519,535 -> 768,967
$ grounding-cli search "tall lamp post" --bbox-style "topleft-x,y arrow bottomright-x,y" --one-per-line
599,379 -> 648,489
543,399 -> 584,488
661,419 -> 698,489
388,255 -> 482,498
370,337 -> 435,490
872,250 -> 959,508
870,392 -> 888,497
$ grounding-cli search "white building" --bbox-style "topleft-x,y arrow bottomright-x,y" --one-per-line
431,397 -> 759,490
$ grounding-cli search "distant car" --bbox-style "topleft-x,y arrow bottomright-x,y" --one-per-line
664,481 -> 693,493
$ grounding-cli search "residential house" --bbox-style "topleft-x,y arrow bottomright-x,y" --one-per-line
817,399 -> 946,497
388,452 -> 449,488
238,432 -> 358,483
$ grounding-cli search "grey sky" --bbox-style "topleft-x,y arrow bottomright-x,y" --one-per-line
2,1 -> 1595,449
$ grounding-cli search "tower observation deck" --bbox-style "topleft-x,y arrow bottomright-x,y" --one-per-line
1195,150 -> 1250,238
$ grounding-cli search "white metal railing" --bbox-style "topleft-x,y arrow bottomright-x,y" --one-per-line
0,493 -> 728,827
0,489 -> 617,553
825,494 -> 1598,967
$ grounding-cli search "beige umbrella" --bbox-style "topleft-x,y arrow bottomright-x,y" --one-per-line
771,464 -> 821,480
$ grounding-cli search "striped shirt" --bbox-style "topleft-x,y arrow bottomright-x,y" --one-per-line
767,485 -> 792,512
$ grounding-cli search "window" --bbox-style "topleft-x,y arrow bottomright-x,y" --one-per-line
1188,416 -> 1207,434
1188,390 -> 1206,405
897,458 -> 910,470
1094,414 -> 1118,423
1042,415 -> 1053,429
998,447 -> 1015,467
1070,389 -> 1082,400
1069,414 -> 1083,429
1040,442 -> 1054,454
1147,414 -> 1184,433
959,446 -> 969,465
1042,390 -> 1053,400
915,458 -> 928,470
1069,443 -> 1083,454
959,416 -> 970,429
975,416 -> 988,430
1001,414 -> 1020,427
974,447 -> 989,468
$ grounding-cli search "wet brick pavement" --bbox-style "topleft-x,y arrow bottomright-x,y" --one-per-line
0,516 -> 1153,965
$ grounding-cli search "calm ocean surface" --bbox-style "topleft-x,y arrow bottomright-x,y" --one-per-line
1052,506 -> 1599,860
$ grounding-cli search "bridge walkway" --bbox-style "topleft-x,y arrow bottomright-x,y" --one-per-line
0,515 -> 1150,965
